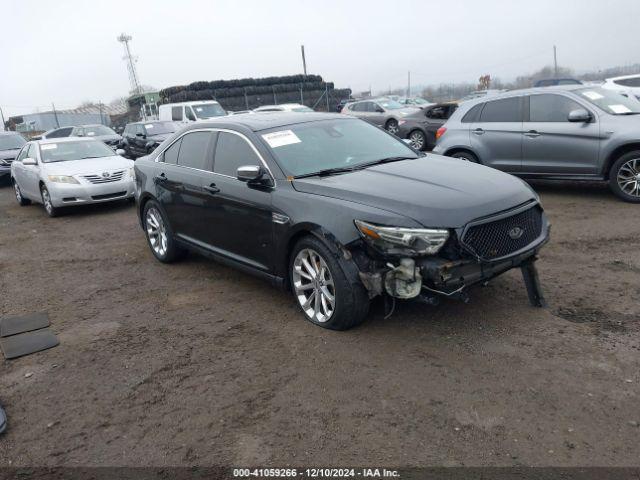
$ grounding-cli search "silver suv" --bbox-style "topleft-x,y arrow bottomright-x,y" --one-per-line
433,86 -> 640,202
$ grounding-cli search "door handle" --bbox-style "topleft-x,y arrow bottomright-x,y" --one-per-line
472,128 -> 485,135
524,130 -> 541,138
203,183 -> 220,194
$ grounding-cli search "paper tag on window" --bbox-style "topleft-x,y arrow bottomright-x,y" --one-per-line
195,107 -> 203,112
87,132 -> 95,136
262,130 -> 301,148
582,91 -> 604,100
145,124 -> 154,128
609,104 -> 632,114
41,144 -> 57,150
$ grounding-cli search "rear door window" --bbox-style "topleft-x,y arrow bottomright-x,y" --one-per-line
479,97 -> 522,122
213,132 -> 261,177
176,131 -> 213,170
529,94 -> 584,122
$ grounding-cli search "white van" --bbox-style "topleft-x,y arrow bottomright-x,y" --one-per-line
158,100 -> 227,123
601,74 -> 640,102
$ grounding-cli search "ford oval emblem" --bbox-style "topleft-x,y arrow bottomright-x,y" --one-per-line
508,226 -> 524,240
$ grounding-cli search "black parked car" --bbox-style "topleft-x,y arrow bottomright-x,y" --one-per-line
134,113 -> 549,330
121,121 -> 179,159
396,103 -> 458,150
0,132 -> 27,180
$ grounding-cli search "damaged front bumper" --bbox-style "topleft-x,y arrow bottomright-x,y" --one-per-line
355,212 -> 550,308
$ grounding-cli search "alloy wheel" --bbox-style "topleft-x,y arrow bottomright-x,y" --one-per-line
409,131 -> 425,150
292,248 -> 336,323
386,121 -> 399,135
41,187 -> 53,214
146,207 -> 168,257
14,183 -> 22,203
617,158 -> 640,198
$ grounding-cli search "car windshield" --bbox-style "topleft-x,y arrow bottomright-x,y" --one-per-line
261,118 -> 418,177
377,99 -> 404,110
0,134 -> 26,150
575,87 -> 640,115
192,103 -> 226,118
144,122 -> 177,135
84,125 -> 117,136
40,141 -> 116,163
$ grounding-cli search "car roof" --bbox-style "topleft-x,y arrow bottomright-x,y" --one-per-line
161,100 -> 221,107
460,84 -> 588,106
35,137 -> 100,145
606,73 -> 640,81
186,112 -> 349,132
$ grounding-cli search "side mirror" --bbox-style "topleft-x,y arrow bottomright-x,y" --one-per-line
116,149 -> 126,156
568,109 -> 591,123
22,158 -> 37,166
237,165 -> 264,183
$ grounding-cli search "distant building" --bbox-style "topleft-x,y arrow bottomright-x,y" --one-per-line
8,103 -> 128,134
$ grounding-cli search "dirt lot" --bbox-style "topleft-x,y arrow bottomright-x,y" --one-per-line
0,179 -> 638,468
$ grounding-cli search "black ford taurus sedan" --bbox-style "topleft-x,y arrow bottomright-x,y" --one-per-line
134,112 -> 549,330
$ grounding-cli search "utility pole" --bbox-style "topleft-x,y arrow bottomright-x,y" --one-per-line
407,71 -> 411,97
301,45 -> 307,77
98,101 -> 104,125
52,103 -> 60,128
553,45 -> 558,77
117,33 -> 142,96
0,106 -> 5,131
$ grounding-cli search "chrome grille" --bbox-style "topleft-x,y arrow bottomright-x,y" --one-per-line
82,170 -> 126,184
461,205 -> 543,261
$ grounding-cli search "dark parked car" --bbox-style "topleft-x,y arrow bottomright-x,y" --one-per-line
341,98 -> 419,134
0,132 -> 27,179
135,113 -> 549,330
39,126 -> 74,139
397,102 -> 458,150
533,78 -> 582,87
70,125 -> 122,149
433,85 -> 640,202
121,121 -> 179,159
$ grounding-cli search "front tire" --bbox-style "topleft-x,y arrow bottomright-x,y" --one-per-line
13,180 -> 31,206
40,185 -> 60,217
289,236 -> 369,330
609,152 -> 640,203
142,200 -> 186,262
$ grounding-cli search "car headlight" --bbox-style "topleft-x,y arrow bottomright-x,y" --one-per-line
355,220 -> 449,256
48,175 -> 79,184
128,167 -> 136,180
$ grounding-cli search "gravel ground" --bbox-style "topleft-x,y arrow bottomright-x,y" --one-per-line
0,179 -> 638,467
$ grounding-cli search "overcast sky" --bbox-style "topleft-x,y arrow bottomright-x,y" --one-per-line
2,0 -> 639,118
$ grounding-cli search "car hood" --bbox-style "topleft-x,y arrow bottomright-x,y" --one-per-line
43,156 -> 134,176
86,134 -> 121,143
0,148 -> 22,160
291,155 -> 537,228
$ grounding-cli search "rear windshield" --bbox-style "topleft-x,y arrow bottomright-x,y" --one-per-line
84,125 -> 117,136
0,134 -> 26,150
575,88 -> 640,115
40,141 -> 116,163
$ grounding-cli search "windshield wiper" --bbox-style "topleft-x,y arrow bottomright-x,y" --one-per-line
353,156 -> 417,169
617,112 -> 640,115
293,167 -> 357,179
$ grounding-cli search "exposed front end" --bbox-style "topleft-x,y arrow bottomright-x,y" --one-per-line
46,168 -> 135,207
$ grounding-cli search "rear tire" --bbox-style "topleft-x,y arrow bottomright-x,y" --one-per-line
450,151 -> 479,163
13,180 -> 31,206
142,200 -> 187,262
385,119 -> 399,135
609,151 -> 640,203
408,130 -> 427,150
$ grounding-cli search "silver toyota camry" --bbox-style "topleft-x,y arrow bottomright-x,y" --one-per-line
10,138 -> 135,217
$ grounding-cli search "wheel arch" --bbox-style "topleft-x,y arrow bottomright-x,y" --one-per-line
444,147 -> 481,163
603,143 -> 640,179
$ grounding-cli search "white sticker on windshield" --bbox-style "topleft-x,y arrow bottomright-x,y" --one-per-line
262,130 -> 302,148
609,104 -> 632,114
582,91 -> 604,100
145,124 -> 154,128
87,132 -> 95,136
41,144 -> 57,150
195,107 -> 203,112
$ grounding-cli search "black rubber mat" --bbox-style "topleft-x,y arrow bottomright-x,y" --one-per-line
0,404 -> 6,434
0,312 -> 49,337
0,329 -> 59,360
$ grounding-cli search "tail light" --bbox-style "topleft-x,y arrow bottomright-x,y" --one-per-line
436,127 -> 447,140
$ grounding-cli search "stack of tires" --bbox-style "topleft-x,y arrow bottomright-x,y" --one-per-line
159,75 -> 352,112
